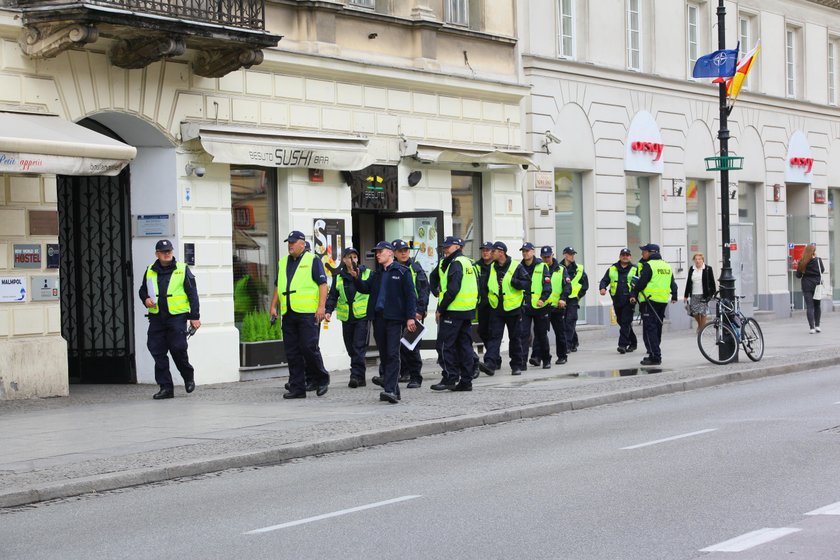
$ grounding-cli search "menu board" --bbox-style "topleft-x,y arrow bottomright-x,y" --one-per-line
412,217 -> 438,274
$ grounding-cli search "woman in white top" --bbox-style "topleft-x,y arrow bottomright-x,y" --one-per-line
683,253 -> 716,333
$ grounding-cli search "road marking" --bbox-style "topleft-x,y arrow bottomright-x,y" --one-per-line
806,500 -> 840,515
620,429 -> 717,450
700,528 -> 801,552
244,495 -> 421,535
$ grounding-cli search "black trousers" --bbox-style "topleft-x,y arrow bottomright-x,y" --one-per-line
547,310 -> 568,360
614,300 -> 638,349
521,311 -> 550,363
803,290 -> 822,329
373,317 -> 403,396
564,298 -> 580,349
437,315 -> 475,385
342,319 -> 369,381
400,341 -> 423,382
147,314 -> 194,389
283,312 -> 329,394
484,312 -> 525,370
640,301 -> 667,360
476,305 -> 491,345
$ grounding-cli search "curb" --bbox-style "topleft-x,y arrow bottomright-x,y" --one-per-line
2,356 -> 837,509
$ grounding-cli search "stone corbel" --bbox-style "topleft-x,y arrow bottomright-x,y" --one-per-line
19,23 -> 99,59
192,47 -> 264,78
109,35 -> 187,69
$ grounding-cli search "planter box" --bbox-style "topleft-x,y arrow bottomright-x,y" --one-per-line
240,340 -> 285,368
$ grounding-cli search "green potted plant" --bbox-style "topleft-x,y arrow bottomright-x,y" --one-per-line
239,310 -> 285,368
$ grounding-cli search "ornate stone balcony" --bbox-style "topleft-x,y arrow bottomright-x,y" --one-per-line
8,0 -> 281,77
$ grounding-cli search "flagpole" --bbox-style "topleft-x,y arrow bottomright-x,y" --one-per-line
716,0 -> 738,361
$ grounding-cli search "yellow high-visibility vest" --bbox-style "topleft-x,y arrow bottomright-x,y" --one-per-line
488,260 -> 524,311
438,255 -> 478,311
277,252 -> 320,315
335,268 -> 370,321
147,262 -> 190,315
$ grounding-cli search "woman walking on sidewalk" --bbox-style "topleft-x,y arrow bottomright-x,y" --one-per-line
683,253 -> 715,334
795,244 -> 825,334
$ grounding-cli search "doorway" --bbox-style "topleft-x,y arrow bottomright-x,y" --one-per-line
786,184 -> 811,310
734,183 -> 759,310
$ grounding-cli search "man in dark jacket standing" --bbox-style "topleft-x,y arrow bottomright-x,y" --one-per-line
520,242 -> 553,369
393,239 -> 429,388
629,243 -> 678,366
478,241 -> 531,375
599,248 -> 638,354
350,241 -> 417,404
139,239 -> 200,400
474,241 -> 495,347
431,236 -> 478,391
325,247 -> 370,388
561,247 -> 588,352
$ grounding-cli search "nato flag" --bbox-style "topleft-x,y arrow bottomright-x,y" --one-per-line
692,48 -> 738,79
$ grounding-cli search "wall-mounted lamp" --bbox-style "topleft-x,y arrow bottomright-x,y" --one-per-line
185,162 -> 206,177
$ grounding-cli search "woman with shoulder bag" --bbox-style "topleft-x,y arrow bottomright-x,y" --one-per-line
795,244 -> 825,334
684,253 -> 716,334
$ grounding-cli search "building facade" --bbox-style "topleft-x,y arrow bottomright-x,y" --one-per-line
520,0 -> 840,329
0,0 -> 530,399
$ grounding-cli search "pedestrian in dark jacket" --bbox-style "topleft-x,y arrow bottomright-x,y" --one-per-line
536,247 -> 571,364
795,244 -> 825,333
350,241 -> 417,403
683,252 -> 716,333
560,247 -> 588,352
599,248 -> 638,353
393,239 -> 429,388
325,247 -> 370,388
520,242 -> 553,369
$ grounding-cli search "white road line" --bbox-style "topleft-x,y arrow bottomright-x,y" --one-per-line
244,495 -> 421,535
620,429 -> 718,450
700,528 -> 801,552
806,500 -> 840,515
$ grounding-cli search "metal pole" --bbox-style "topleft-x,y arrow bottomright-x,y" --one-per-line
717,0 -> 738,361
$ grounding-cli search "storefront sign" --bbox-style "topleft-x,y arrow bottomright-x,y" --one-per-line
31,275 -> 59,301
814,189 -> 826,204
785,131 -> 813,184
29,210 -> 59,236
313,218 -> 344,275
133,214 -> 174,237
0,277 -> 27,302
533,171 -> 553,191
790,157 -> 814,173
13,244 -> 41,269
630,141 -> 664,161
350,165 -> 399,210
625,111 -> 665,175
46,244 -> 60,269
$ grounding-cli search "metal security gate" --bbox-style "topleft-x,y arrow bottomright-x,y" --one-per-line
58,170 -> 136,383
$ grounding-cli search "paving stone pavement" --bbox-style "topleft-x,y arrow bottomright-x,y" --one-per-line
1,312 -> 838,508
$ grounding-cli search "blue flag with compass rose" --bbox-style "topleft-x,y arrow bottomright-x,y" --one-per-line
692,47 -> 739,79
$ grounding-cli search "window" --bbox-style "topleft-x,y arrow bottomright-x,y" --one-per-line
349,0 -> 374,7
445,0 -> 469,26
830,40 -> 838,105
739,15 -> 754,91
558,0 -> 575,59
627,0 -> 641,71
626,176 -> 650,251
555,170 -> 586,321
451,172 -> 482,260
687,4 -> 699,76
685,179 -> 708,258
786,27 -> 798,98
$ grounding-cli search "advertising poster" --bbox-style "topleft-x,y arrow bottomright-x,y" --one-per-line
314,218 -> 344,276
0,277 -> 27,302
412,218 -> 438,274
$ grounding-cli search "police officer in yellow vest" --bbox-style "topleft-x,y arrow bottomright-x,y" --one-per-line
270,231 -> 330,399
478,241 -> 531,376
519,242 -> 553,370
598,248 -> 638,354
139,239 -> 200,400
325,247 -> 370,388
561,247 -> 589,352
535,246 -> 571,365
629,243 -> 678,365
430,236 -> 478,391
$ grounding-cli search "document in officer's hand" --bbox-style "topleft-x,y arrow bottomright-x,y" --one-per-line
400,320 -> 426,351
146,277 -> 157,305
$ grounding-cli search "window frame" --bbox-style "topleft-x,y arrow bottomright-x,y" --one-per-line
738,14 -> 753,92
348,0 -> 375,8
627,0 -> 642,71
830,38 -> 839,106
557,0 -> 575,59
687,3 -> 699,79
445,0 -> 470,27
786,26 -> 799,98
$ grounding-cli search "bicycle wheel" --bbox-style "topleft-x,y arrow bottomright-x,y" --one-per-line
741,318 -> 764,362
698,320 -> 738,365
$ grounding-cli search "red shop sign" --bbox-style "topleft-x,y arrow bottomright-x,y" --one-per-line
789,157 -> 814,173
631,141 -> 664,161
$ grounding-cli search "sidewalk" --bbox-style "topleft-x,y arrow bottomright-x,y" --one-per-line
2,313 -> 838,508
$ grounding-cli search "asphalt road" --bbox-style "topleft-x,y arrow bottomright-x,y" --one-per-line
3,367 -> 840,560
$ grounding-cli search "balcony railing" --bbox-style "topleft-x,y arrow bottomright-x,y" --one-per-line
13,0 -> 266,29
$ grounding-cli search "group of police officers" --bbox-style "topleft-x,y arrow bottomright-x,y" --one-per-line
265,230 -> 677,404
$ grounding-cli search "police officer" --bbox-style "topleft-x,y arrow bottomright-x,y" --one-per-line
430,236 -> 478,391
140,239 -> 200,399
629,243 -> 678,365
391,239 -> 429,388
560,247 -> 588,352
474,241 -> 495,347
519,242 -> 553,369
325,247 -> 370,388
270,231 -> 330,399
478,241 -> 530,375
599,248 -> 638,354
534,246 -> 570,365
350,241 -> 417,404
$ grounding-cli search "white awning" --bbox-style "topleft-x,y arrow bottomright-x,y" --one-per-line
405,142 -> 536,169
181,123 -> 374,171
0,112 -> 137,176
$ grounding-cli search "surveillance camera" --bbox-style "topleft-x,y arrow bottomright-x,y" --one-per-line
185,163 -> 206,177
194,166 -> 206,177
544,131 -> 562,144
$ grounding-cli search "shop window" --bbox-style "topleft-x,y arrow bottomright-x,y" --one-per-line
829,189 -> 839,300
626,176 -> 651,250
451,172 -> 483,260
231,167 -> 279,335
736,183 -> 759,308
686,179 -> 708,258
555,170 -> 585,321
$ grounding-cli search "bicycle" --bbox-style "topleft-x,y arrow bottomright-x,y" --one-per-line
697,293 -> 764,365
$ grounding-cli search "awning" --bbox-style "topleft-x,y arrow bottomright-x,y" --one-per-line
405,142 -> 536,169
181,123 -> 374,171
0,112 -> 137,176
